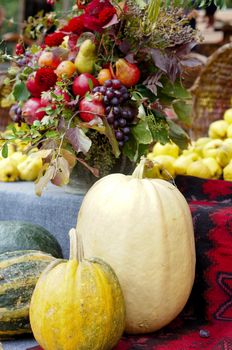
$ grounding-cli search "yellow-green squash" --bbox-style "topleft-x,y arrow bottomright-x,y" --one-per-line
30,229 -> 125,350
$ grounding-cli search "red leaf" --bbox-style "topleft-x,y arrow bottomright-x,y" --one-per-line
150,48 -> 169,73
65,127 -> 92,155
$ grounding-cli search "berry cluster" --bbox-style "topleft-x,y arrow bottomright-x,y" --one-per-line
10,105 -> 23,125
92,79 -> 137,147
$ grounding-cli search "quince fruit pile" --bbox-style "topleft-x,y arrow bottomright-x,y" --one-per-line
145,108 -> 232,182
0,128 -> 42,183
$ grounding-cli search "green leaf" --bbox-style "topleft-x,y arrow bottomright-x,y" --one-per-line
30,44 -> 41,54
135,85 -> 157,102
167,119 -> 190,150
3,134 -> 17,140
123,135 -> 139,162
146,112 -> 170,144
88,79 -> 94,90
3,77 -> 11,85
172,99 -> 192,125
132,119 -> 153,144
13,81 -> 30,102
148,0 -> 162,23
102,118 -> 120,158
33,120 -> 41,127
134,0 -> 147,9
45,131 -> 59,138
161,80 -> 191,100
1,143 -> 8,158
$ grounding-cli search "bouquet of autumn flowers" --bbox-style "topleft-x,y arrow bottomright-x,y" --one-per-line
0,0 -> 201,194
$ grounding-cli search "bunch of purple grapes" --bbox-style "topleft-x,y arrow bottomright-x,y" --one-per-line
16,51 -> 32,68
92,79 -> 137,147
9,104 -> 23,125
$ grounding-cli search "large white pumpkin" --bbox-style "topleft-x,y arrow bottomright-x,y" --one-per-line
77,164 -> 196,334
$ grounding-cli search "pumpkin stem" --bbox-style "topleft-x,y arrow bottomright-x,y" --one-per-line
69,228 -> 84,261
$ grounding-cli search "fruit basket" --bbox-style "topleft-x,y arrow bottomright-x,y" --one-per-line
191,42 -> 232,139
0,0 -> 202,195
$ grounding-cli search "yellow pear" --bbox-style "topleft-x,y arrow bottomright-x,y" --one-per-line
208,120 -> 229,139
182,147 -> 200,159
151,155 -> 176,179
224,138 -> 232,147
186,160 -> 211,179
143,161 -> 163,179
152,142 -> 179,158
0,158 -> 19,182
9,152 -> 27,166
223,160 -> 232,181
174,154 -> 199,175
195,137 -> 211,147
226,123 -> 232,138
224,108 -> 232,124
216,144 -> 232,168
74,39 -> 96,74
202,139 -> 223,159
202,157 -> 222,179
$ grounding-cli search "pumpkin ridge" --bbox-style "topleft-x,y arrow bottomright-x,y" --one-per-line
92,261 -> 115,350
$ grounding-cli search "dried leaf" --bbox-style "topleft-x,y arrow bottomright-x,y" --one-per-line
65,127 -> 92,155
61,149 -> 77,169
35,164 -> 56,196
51,157 -> 70,186
30,149 -> 53,159
102,14 -> 119,28
76,157 -> 99,177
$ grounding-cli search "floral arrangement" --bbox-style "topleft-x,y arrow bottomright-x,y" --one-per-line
0,0 -> 219,194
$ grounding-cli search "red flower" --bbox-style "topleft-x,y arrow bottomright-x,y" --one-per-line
35,68 -> 57,91
44,32 -> 65,47
85,0 -> 112,16
62,15 -> 84,34
83,15 -> 102,32
84,0 -> 116,31
98,7 -> 116,25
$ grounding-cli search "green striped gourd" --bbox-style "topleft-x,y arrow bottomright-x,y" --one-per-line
0,250 -> 55,339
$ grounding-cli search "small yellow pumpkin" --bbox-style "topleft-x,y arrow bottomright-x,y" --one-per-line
29,229 -> 125,350
77,159 -> 196,334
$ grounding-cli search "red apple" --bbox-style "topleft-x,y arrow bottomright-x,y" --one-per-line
72,73 -> 99,97
115,58 -> 140,87
26,74 -> 43,97
22,98 -> 46,125
79,95 -> 105,122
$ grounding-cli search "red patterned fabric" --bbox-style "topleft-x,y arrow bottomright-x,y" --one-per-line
28,176 -> 232,350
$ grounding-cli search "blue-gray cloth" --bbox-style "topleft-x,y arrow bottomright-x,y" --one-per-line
0,181 -> 85,258
0,181 -> 86,349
